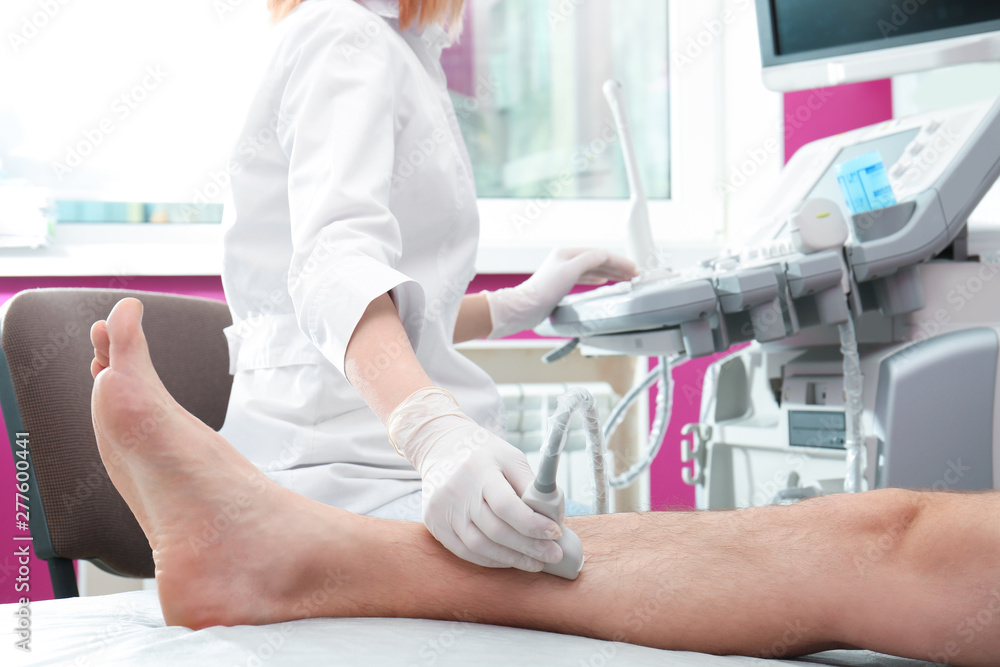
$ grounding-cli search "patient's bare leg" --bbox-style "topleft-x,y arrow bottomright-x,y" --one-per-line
90,298 -> 999,666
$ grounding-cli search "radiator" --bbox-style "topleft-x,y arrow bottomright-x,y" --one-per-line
497,382 -> 618,512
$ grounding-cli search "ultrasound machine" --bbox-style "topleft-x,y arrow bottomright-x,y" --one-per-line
541,1 -> 1000,509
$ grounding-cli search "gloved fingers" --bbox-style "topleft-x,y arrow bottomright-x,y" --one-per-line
573,250 -> 639,284
563,248 -> 610,279
471,500 -> 564,565
452,519 -> 548,572
495,446 -> 538,496
578,264 -> 639,284
422,474 -> 546,570
492,450 -> 563,539
548,248 -> 638,287
492,451 -> 563,540
427,521 -> 512,569
482,475 -> 562,541
534,248 -> 607,293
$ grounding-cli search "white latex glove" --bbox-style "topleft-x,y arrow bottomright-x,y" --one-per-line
484,247 -> 638,338
387,387 -> 564,571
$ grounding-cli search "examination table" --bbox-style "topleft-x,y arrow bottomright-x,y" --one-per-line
3,589 -> 942,666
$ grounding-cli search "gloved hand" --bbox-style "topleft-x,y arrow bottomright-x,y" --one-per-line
387,386 -> 564,571
484,247 -> 638,338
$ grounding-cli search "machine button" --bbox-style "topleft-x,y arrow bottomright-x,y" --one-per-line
901,167 -> 921,185
907,141 -> 926,156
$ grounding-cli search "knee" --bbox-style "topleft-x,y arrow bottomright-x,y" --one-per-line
866,488 -> 923,534
840,489 -> 922,578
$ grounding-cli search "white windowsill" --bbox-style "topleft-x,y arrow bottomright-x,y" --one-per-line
0,224 -> 224,278
0,222 -> 722,277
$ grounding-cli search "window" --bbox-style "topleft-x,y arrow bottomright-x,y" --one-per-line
467,1 -> 726,246
0,0 -> 724,245
442,0 -> 670,201
0,0 -> 271,224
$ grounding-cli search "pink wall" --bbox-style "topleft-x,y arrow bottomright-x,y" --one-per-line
784,80 -> 894,162
439,3 -> 475,97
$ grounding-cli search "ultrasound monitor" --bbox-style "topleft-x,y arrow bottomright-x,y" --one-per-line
756,0 -> 1000,91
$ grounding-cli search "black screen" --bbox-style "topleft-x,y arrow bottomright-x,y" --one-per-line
772,0 -> 1000,55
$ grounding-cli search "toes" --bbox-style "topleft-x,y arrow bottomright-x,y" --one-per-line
90,320 -> 110,379
104,298 -> 151,371
91,320 -> 110,357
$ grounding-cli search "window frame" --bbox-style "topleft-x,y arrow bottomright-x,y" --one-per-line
475,0 -> 728,250
3,0 -> 729,277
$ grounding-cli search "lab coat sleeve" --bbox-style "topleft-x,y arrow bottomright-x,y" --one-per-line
277,11 -> 425,376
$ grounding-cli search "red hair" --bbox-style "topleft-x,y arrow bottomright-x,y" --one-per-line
267,0 -> 464,31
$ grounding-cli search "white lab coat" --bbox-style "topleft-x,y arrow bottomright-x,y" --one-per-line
218,0 -> 503,514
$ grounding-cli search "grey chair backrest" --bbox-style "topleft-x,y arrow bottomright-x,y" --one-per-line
0,289 -> 233,597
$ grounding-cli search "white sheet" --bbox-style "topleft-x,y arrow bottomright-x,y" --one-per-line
4,591 -> 942,667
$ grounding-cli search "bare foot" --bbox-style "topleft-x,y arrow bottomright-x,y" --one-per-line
90,298 -> 375,629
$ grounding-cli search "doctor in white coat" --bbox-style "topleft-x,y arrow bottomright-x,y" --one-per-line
219,0 -> 637,572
